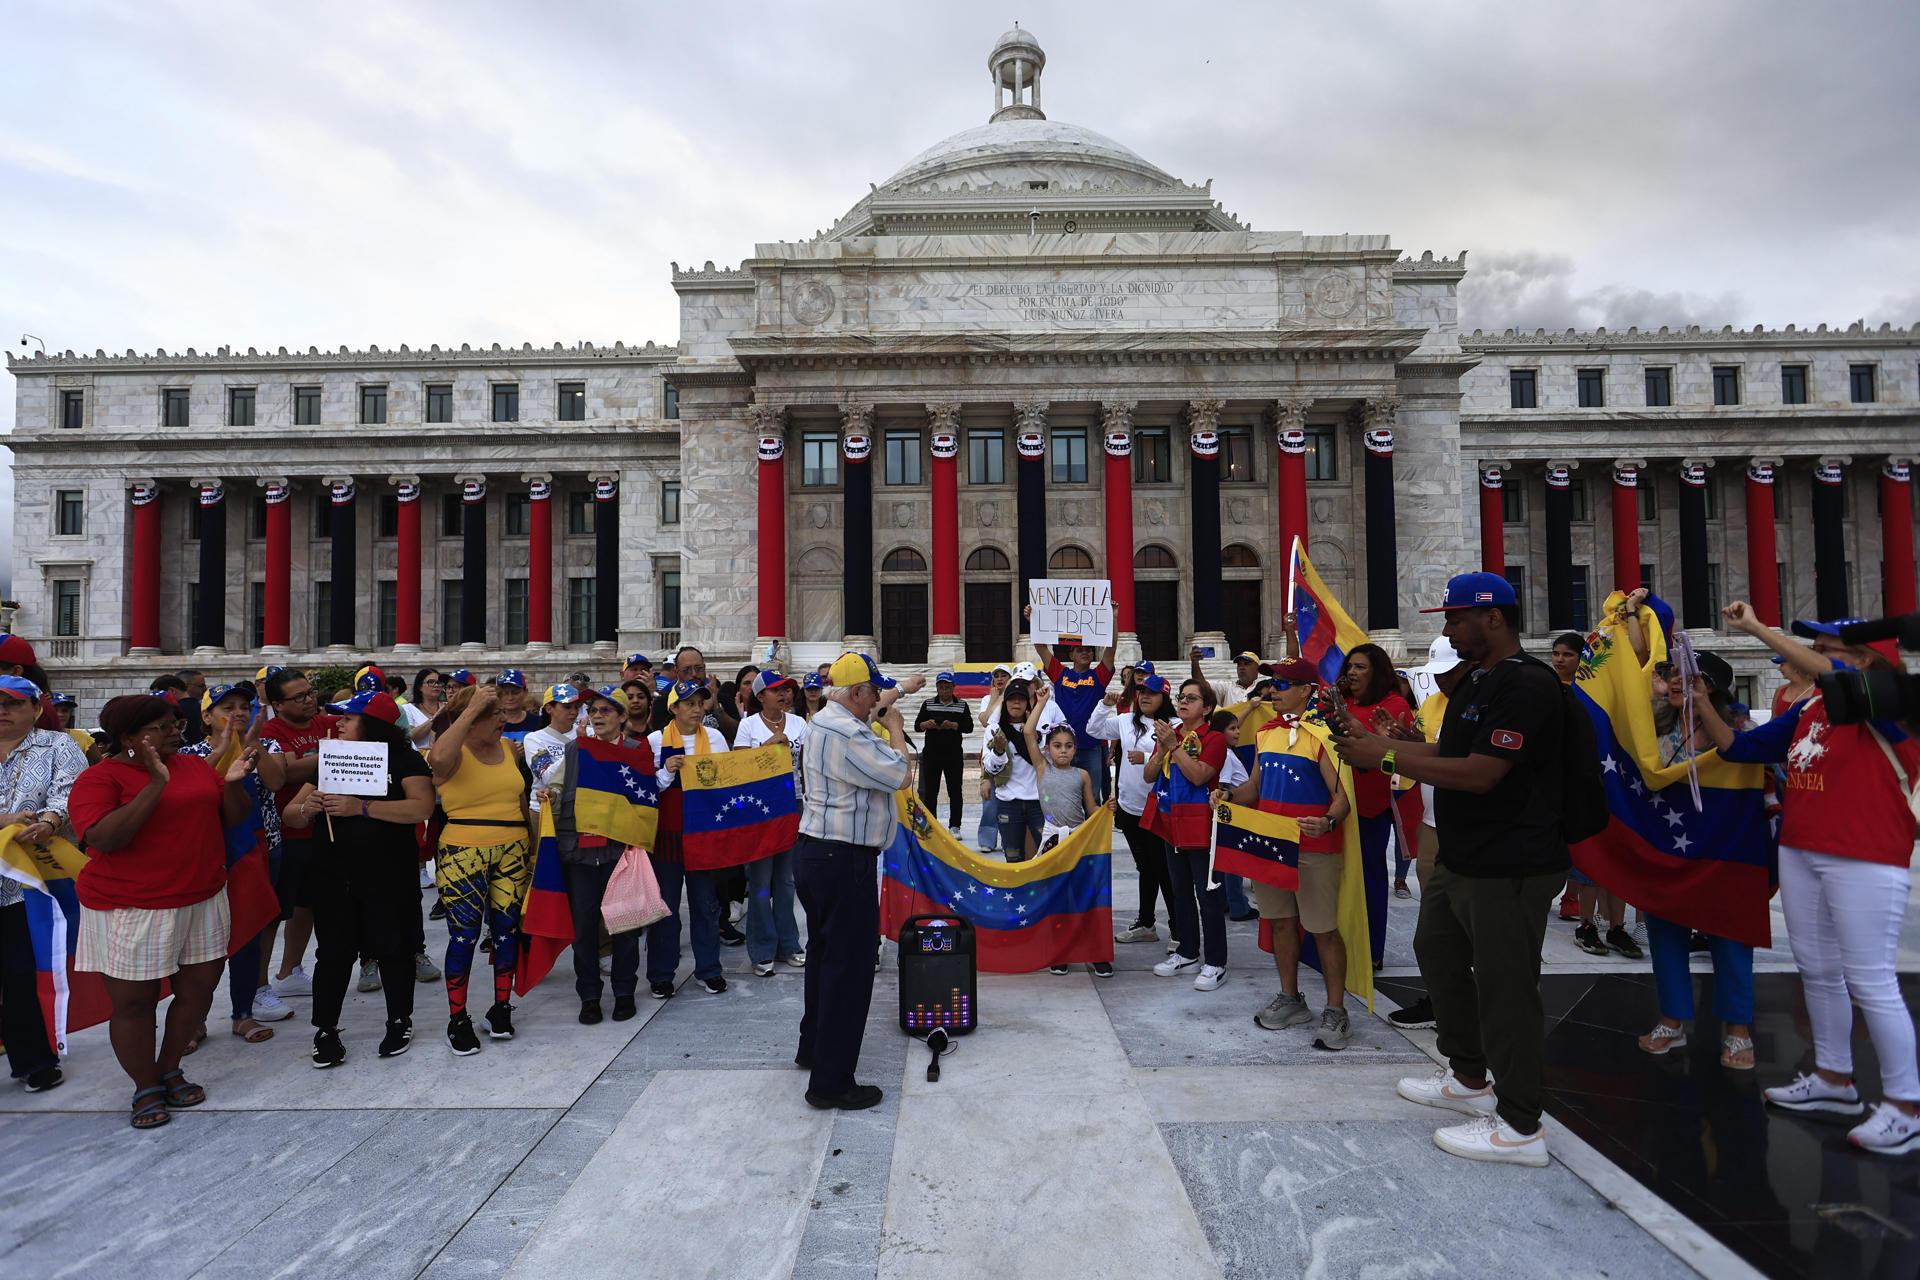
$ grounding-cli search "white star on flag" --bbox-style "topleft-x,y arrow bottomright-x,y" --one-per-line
1672,833 -> 1693,854
1601,756 -> 1619,774
1663,810 -> 1684,829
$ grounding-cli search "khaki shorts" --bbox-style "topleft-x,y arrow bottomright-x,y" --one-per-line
1417,823 -> 1438,888
1252,851 -> 1342,935
76,888 -> 230,982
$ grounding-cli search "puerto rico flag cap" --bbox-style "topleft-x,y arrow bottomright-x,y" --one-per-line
1420,571 -> 1518,613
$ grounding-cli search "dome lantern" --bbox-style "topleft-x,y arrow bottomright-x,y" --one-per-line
989,25 -> 1046,122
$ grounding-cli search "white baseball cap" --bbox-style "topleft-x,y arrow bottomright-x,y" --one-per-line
1012,662 -> 1040,682
1411,635 -> 1467,676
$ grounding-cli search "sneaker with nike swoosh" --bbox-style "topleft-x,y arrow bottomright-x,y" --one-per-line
1433,1113 -> 1549,1167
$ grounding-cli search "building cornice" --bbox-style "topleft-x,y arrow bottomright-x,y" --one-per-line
726,327 -> 1428,372
5,340 -> 678,375
1462,322 -> 1920,354
5,421 -> 681,454
1391,250 -> 1469,282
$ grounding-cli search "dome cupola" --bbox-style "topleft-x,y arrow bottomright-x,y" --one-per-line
989,25 -> 1046,122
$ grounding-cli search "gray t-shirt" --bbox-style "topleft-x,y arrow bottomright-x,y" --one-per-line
1037,764 -> 1087,829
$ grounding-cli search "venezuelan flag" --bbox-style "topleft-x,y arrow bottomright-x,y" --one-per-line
1141,732 -> 1218,849
680,745 -> 800,871
947,663 -> 1004,697
1571,591 -> 1773,947
881,795 -> 1113,972
223,776 -> 285,951
1288,537 -> 1370,686
1212,802 -> 1300,890
515,808 -> 576,997
0,828 -> 109,1056
1240,803 -> 1374,1012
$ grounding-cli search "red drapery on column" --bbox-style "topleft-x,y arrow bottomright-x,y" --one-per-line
1276,402 -> 1309,560
129,483 -> 162,652
262,481 -> 291,648
1610,463 -> 1641,593
1102,403 -> 1137,637
394,479 -> 421,646
1743,461 -> 1780,628
1882,458 -> 1916,617
527,478 -> 553,644
755,427 -> 788,638
929,410 -> 961,638
1479,466 -> 1505,575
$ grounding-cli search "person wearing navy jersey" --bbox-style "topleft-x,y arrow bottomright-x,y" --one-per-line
1028,617 -> 1115,806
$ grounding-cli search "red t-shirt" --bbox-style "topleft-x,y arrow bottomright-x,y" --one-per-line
1723,693 -> 1920,864
1344,692 -> 1412,817
259,713 -> 339,840
69,754 -> 228,910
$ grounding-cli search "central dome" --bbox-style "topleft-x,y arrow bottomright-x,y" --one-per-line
879,117 -> 1178,192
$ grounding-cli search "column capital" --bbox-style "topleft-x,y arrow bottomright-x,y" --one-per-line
1013,399 -> 1049,432
1274,396 -> 1313,430
1184,397 -> 1225,434
518,471 -> 552,486
127,476 -> 158,493
453,470 -> 487,485
189,475 -> 225,492
1099,400 -> 1137,432
1357,396 -> 1400,431
1680,456 -> 1720,471
1815,454 -> 1853,468
1747,454 -> 1784,472
1610,457 -> 1647,473
747,403 -> 787,434
1885,456 -> 1914,481
1544,459 -> 1582,473
1478,459 -> 1513,474
321,472 -> 357,488
840,402 -> 874,434
925,401 -> 963,432
255,474 -> 291,491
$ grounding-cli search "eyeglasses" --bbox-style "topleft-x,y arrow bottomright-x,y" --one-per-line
1174,693 -> 1203,704
276,689 -> 317,703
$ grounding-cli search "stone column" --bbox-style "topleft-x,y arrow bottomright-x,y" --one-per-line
322,476 -> 357,650
1544,462 -> 1578,631
1101,400 -> 1140,665
192,479 -> 228,652
927,403 -> 964,666
1811,457 -> 1850,620
129,480 -> 162,655
1610,459 -> 1645,594
390,477 -> 423,652
1743,458 -> 1782,627
259,477 -> 293,653
1274,397 -> 1311,562
750,405 -> 789,655
1678,459 -> 1715,630
840,404 -> 877,652
591,472 -> 619,652
1880,457 -> 1916,617
457,474 -> 487,650
1478,463 -> 1508,576
1014,400 -> 1049,651
522,474 -> 553,650
1186,398 -> 1227,653
1360,398 -> 1400,636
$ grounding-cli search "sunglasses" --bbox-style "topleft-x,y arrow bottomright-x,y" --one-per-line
1270,681 -> 1302,692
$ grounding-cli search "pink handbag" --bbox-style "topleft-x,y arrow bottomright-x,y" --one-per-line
601,845 -> 671,934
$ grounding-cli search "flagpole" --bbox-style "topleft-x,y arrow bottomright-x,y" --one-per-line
1286,536 -> 1301,634
1205,804 -> 1222,890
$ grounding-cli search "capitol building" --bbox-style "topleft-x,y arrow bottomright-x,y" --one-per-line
7,29 -> 1916,706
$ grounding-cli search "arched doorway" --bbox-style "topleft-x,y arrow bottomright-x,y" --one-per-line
879,546 -> 929,664
1133,544 -> 1180,661
1221,543 -> 1263,659
964,545 -> 1013,661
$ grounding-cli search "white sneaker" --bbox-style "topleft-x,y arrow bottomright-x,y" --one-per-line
252,986 -> 295,1022
1153,954 -> 1199,978
272,965 -> 313,997
1114,924 -> 1159,944
1433,1114 -> 1549,1167
1396,1066 -> 1497,1116
1848,1101 -> 1920,1155
419,863 -> 435,889
753,961 -> 775,977
780,952 -> 807,969
1193,965 -> 1226,992
1764,1071 -> 1866,1116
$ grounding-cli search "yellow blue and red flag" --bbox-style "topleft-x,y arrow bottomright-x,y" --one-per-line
1288,537 -> 1371,686
1141,734 -> 1219,849
681,745 -> 801,871
1571,592 -> 1774,948
1212,801 -> 1300,890
945,663 -> 1005,697
881,795 -> 1113,972
0,828 -> 109,1056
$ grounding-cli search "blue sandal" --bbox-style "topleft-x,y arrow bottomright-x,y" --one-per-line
131,1084 -> 170,1129
158,1068 -> 205,1108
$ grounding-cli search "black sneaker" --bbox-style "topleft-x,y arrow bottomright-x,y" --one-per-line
700,976 -> 728,995
378,1018 -> 413,1058
579,999 -> 603,1025
1092,961 -> 1114,978
23,1064 -> 64,1092
1689,931 -> 1712,954
447,1012 -> 481,1056
1048,964 -> 1070,975
1229,908 -> 1260,922
650,981 -> 675,1000
428,899 -> 447,921
1575,922 -> 1611,957
718,922 -> 746,947
484,1001 -> 515,1040
1606,927 -> 1645,960
1387,996 -> 1436,1030
311,1027 -> 346,1069
805,1083 -> 884,1111
612,994 -> 637,1021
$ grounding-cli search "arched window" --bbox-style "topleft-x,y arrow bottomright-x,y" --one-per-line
882,547 -> 927,572
1049,545 -> 1095,571
1221,544 -> 1260,568
1134,544 -> 1177,569
965,547 -> 1010,571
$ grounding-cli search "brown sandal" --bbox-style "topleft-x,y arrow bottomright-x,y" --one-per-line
182,1023 -> 209,1056
232,1018 -> 275,1043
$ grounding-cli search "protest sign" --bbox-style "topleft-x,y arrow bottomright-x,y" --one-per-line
1029,579 -> 1113,647
317,740 -> 390,797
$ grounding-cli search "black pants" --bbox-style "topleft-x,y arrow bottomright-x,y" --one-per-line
794,835 -> 880,1097
310,849 -> 418,1030
563,858 -> 640,1001
1114,807 -> 1172,929
917,749 -> 965,827
1164,846 -> 1228,968
0,902 -> 55,1077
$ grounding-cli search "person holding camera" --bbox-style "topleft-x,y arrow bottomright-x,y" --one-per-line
1697,600 -> 1920,1156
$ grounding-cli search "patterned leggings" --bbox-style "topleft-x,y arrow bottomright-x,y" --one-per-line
436,838 -> 531,1015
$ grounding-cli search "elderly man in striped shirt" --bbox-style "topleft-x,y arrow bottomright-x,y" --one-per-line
794,653 -> 913,1111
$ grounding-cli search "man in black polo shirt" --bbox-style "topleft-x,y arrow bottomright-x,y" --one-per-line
1331,572 -> 1566,1168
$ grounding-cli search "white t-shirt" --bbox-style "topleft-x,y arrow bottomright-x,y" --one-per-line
646,726 -> 731,792
1085,702 -> 1166,816
399,702 -> 433,749
523,727 -> 574,810
734,711 -> 808,794
1220,752 -> 1249,790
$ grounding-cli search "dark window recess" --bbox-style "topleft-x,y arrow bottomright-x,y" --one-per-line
880,583 -> 928,666
1134,581 -> 1179,662
60,390 -> 84,429
567,491 -> 595,535
229,387 -> 255,426
661,480 -> 681,525
1850,364 -> 1877,403
968,431 -> 1005,485
1637,482 -> 1657,522
1712,366 -> 1740,405
54,580 -> 80,637
294,386 -> 322,425
883,547 -> 928,572
314,581 -> 333,648
1048,546 -> 1095,571
661,570 -> 681,629
558,382 -> 586,421
1644,368 -> 1672,406
1504,564 -> 1527,632
313,493 -> 333,538
1134,545 -> 1177,569
1221,427 -> 1256,483
1050,429 -> 1088,485
1509,370 -> 1537,409
492,384 -> 519,422
1132,428 -> 1170,483
360,385 -> 388,424
1567,477 -> 1590,522
884,431 -> 922,486
965,546 -> 1010,571
1501,483 -> 1525,524
505,579 -> 528,646
441,493 -> 463,537
249,496 -> 268,539
663,384 -> 679,419
1576,368 -> 1605,407
440,581 -> 462,644
376,495 -> 399,538
1302,425 -> 1337,481
162,388 -> 190,427
1639,563 -> 1658,597
56,489 -> 84,536
801,433 -> 839,487
250,581 -> 266,648
1780,365 -> 1808,404
1569,565 -> 1591,632
426,384 -> 453,423
566,578 -> 596,645
504,492 -> 530,536
377,580 -> 398,646
964,581 -> 1013,663
1221,544 -> 1260,568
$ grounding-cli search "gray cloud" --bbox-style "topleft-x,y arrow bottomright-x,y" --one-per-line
1459,251 -> 1747,335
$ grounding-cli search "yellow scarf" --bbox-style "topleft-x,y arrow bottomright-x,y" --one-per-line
660,720 -> 712,757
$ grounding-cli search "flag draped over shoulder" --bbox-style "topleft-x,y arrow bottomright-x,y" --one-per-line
681,745 -> 800,870
1571,591 -> 1774,948
1289,537 -> 1371,686
1141,739 -> 1216,849
881,795 -> 1113,973
0,828 -> 108,1056
516,737 -> 659,996
223,778 -> 285,952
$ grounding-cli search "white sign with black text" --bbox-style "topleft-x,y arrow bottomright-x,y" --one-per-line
317,740 -> 390,797
1028,579 -> 1114,648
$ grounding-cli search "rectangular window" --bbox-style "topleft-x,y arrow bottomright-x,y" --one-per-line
55,489 -> 84,536
162,388 -> 190,427
250,581 -> 265,649
376,494 -> 399,538
884,431 -> 922,486
505,578 -> 528,646
1781,365 -> 1808,404
1569,565 -> 1591,632
1712,366 -> 1740,405
801,432 -> 839,487
1567,477 -> 1589,522
53,580 -> 81,637
1501,482 -> 1525,524
249,495 -> 267,539
1576,368 -> 1605,408
1050,429 -> 1088,484
1639,563 -> 1658,597
1221,426 -> 1257,484
377,580 -> 397,647
314,580 -> 332,649
1776,563 -> 1791,615
663,384 -> 679,419
229,387 -> 255,426
1850,363 -> 1877,403
426,384 -> 453,423
660,480 -> 681,525
1701,473 -> 1719,520
491,383 -> 519,422
567,577 -> 597,645
1302,425 -> 1338,481
567,490 -> 595,535
441,493 -> 462,537
359,384 -> 387,425
60,389 -> 84,429
661,569 -> 682,630
1644,367 -> 1672,406
557,381 -> 586,421
968,431 -> 1005,485
294,386 -> 321,425
1504,563 -> 1527,633
314,492 -> 333,539
1132,427 -> 1170,484
504,492 -> 530,536
1636,481 -> 1657,522
1509,369 -> 1537,409
440,580 -> 462,644
188,500 -> 202,541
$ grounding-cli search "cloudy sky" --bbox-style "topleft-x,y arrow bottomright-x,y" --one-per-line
4,0 -> 1917,586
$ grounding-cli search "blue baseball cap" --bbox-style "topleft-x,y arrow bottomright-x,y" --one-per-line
935,671 -> 956,686
50,691 -> 76,708
200,682 -> 250,712
495,668 -> 527,688
1135,660 -> 1156,675
542,683 -> 582,706
1419,571 -> 1518,613
325,689 -> 402,724
1789,617 -> 1866,639
826,652 -> 896,691
0,674 -> 41,703
446,669 -> 476,687
667,679 -> 709,707
752,670 -> 797,696
801,673 -> 823,690
624,653 -> 652,669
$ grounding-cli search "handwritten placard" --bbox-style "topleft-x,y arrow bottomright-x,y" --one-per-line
317,740 -> 390,797
1029,580 -> 1113,648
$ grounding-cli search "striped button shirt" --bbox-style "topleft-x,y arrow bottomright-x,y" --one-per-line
799,700 -> 910,848
0,729 -> 88,909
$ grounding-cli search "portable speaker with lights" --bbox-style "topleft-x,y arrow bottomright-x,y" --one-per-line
897,914 -> 977,1035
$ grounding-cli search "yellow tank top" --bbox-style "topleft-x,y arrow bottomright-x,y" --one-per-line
439,744 -> 526,847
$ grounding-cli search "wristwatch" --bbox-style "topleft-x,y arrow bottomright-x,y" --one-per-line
1381,749 -> 1397,774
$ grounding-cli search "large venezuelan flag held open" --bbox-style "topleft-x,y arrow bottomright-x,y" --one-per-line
1289,537 -> 1371,686
881,795 -> 1113,972
680,745 -> 801,870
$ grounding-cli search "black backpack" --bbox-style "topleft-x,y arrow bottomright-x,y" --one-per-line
1552,664 -> 1609,845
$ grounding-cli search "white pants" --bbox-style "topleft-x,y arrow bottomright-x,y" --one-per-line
1778,844 -> 1919,1099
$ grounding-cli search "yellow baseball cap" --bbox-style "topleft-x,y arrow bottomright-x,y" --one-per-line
826,653 -> 896,690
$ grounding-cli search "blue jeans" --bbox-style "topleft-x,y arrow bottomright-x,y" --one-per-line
228,846 -> 279,1021
977,792 -> 1000,850
646,858 -> 723,984
746,848 -> 802,964
1648,914 -> 1754,1024
996,796 -> 1045,861
1072,745 -> 1110,805
1164,846 -> 1228,967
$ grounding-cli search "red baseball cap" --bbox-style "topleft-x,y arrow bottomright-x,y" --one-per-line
1264,659 -> 1320,686
0,635 -> 36,667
